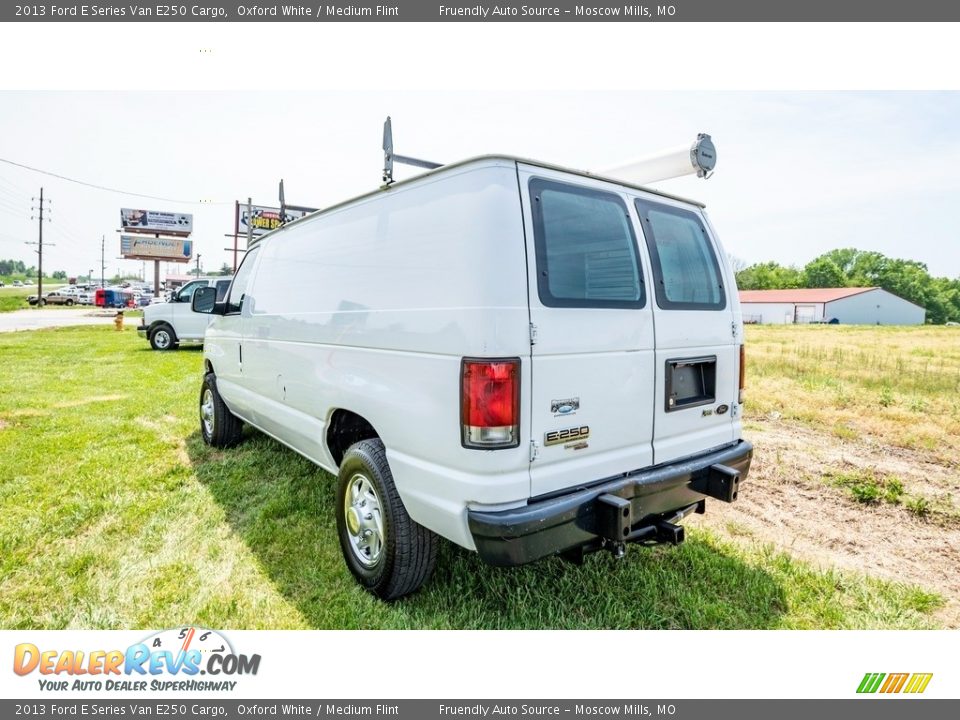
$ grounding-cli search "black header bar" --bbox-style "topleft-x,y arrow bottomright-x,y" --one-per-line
5,1 -> 960,22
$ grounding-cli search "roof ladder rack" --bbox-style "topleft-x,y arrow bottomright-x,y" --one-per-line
382,116 -> 443,185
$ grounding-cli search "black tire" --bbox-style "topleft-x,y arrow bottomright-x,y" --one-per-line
336,439 -> 438,600
199,372 -> 244,448
66,299 -> 74,306
149,324 -> 178,351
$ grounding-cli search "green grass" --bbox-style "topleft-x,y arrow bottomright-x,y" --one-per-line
0,289 -> 29,312
0,326 -> 945,629
0,284 -> 69,313
827,470 -> 904,506
746,325 -> 960,462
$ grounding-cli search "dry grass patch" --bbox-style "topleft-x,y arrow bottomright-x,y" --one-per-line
746,325 -> 960,466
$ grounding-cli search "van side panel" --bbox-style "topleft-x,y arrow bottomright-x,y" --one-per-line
240,161 -> 530,548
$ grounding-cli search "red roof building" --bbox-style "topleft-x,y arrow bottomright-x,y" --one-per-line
738,287 -> 925,325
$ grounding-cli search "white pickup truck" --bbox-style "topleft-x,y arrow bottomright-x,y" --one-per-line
191,151 -> 752,600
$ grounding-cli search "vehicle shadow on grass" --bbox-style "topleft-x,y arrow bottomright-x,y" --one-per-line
186,430 -> 788,629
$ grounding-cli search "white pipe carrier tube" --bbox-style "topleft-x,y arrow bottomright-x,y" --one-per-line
597,133 -> 717,185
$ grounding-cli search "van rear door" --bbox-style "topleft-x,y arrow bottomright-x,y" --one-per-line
518,165 -> 656,498
632,197 -> 738,465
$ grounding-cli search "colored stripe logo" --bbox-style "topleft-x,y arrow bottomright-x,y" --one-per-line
857,672 -> 933,694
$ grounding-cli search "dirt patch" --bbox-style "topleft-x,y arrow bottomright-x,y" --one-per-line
690,420 -> 960,627
0,418 -> 7,430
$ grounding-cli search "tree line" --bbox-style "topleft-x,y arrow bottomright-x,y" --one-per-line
0,258 -> 67,279
735,249 -> 960,325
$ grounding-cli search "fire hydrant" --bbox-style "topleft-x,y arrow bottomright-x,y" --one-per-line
114,311 -> 124,331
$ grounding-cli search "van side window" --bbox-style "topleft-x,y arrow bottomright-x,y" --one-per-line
634,200 -> 725,310
530,178 -> 644,309
225,247 -> 259,314
215,280 -> 231,301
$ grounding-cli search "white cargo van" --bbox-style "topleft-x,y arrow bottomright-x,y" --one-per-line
192,155 -> 752,599
138,277 -> 232,350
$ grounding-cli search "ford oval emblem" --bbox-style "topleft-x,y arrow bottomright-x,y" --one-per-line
716,404 -> 729,415
557,404 -> 574,415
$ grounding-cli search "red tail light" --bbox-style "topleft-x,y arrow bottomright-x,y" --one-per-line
738,344 -> 746,404
461,358 -> 520,449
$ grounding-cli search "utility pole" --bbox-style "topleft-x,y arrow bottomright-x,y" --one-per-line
101,235 -> 106,289
26,187 -> 54,307
195,253 -> 202,278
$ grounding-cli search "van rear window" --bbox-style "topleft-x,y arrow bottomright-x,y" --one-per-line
530,179 -> 644,309
634,200 -> 726,311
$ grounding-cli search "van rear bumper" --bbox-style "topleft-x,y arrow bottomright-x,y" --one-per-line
468,439 -> 753,567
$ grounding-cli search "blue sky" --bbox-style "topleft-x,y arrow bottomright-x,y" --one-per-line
0,91 -> 957,279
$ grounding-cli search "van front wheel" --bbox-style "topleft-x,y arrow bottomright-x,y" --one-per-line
199,373 -> 244,448
336,439 -> 438,600
149,324 -> 177,351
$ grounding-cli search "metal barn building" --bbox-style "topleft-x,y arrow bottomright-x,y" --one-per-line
739,287 -> 926,325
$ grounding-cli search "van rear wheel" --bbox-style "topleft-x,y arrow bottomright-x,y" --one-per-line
199,372 -> 244,448
336,439 -> 438,600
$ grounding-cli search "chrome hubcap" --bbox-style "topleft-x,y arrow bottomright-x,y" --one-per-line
201,388 -> 215,436
155,330 -> 170,348
343,473 -> 384,567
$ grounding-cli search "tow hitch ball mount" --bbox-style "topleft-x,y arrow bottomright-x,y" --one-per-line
593,494 -> 706,559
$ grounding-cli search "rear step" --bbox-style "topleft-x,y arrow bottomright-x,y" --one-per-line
692,463 -> 742,503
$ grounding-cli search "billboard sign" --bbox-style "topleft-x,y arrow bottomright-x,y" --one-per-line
120,208 -> 193,234
240,205 -> 311,237
120,235 -> 193,262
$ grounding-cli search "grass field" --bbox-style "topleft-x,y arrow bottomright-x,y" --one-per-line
746,325 -> 960,460
0,284 -> 67,313
745,325 -> 960,525
0,287 -> 30,313
0,324 -> 952,629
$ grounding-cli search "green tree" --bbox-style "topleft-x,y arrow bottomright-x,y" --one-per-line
735,262 -> 803,290
802,257 -> 845,288
52,270 -> 67,280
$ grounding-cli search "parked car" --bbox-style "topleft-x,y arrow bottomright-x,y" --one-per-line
0,280 -> 5,287
13,280 -> 23,287
27,290 -> 77,306
77,291 -> 95,305
137,277 -> 232,350
190,153 -> 752,600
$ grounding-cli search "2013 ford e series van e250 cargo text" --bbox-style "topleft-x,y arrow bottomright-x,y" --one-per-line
192,147 -> 753,600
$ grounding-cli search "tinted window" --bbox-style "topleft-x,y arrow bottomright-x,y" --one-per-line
226,247 -> 258,314
215,280 -> 231,301
530,178 -> 644,309
635,200 -> 725,310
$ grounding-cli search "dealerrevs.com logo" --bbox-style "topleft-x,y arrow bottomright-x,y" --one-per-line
13,627 -> 260,692
857,673 -> 933,694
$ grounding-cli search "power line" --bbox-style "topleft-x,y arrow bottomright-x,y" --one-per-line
0,185 -> 29,204
0,175 -> 31,198
0,196 -> 26,212
0,157 -> 233,206
0,204 -> 28,220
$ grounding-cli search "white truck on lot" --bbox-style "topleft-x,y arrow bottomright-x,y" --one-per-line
191,146 -> 752,600
137,276 -> 232,350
